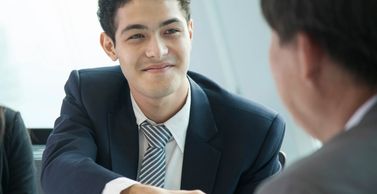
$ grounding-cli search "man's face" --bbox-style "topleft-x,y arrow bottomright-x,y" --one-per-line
112,0 -> 192,99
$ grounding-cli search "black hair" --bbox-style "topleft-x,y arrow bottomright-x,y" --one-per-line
97,0 -> 191,42
261,0 -> 377,87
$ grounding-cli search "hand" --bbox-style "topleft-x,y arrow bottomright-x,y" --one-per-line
121,184 -> 206,194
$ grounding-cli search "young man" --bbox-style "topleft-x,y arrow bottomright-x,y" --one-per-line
41,0 -> 285,194
257,0 -> 377,193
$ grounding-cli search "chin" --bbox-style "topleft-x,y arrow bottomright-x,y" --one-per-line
142,74 -> 185,97
144,84 -> 176,98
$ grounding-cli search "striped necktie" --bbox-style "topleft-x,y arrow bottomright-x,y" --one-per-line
137,121 -> 172,187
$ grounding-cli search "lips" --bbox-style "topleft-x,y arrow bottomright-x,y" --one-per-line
142,63 -> 173,71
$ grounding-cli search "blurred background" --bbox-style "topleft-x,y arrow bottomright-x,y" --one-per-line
0,0 -> 320,164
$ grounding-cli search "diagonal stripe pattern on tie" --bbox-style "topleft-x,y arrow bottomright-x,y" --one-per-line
137,121 -> 172,188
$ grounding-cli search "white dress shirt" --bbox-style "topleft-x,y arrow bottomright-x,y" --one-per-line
102,86 -> 191,194
345,94 -> 377,130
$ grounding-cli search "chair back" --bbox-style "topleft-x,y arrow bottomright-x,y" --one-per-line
278,151 -> 286,169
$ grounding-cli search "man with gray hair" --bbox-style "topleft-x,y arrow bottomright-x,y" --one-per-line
257,0 -> 377,193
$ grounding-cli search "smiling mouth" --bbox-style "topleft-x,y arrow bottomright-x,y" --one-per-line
142,64 -> 173,72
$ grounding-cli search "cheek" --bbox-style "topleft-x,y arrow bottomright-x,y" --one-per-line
174,35 -> 192,52
117,48 -> 140,68
269,40 -> 279,71
169,41 -> 191,65
269,44 -> 293,109
270,64 -> 286,102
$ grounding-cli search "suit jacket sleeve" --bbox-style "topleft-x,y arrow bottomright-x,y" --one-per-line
235,114 -> 285,193
41,71 -> 122,194
4,110 -> 37,194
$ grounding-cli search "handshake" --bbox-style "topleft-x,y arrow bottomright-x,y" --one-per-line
122,184 -> 205,194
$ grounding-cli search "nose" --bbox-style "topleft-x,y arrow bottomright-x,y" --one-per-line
145,35 -> 168,59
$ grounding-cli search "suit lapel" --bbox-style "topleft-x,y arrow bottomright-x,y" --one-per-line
108,82 -> 139,180
181,78 -> 222,194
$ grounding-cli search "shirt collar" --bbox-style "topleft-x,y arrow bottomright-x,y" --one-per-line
345,94 -> 377,130
130,85 -> 191,153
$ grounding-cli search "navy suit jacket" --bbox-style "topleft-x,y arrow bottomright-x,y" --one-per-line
41,66 -> 285,194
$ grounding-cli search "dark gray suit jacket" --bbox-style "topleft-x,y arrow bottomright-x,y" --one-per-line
256,99 -> 377,194
0,107 -> 36,194
41,66 -> 285,194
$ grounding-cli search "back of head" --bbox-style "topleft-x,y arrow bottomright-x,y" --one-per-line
261,0 -> 377,88
97,0 -> 191,42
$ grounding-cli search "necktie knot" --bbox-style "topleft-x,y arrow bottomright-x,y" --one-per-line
140,121 -> 172,148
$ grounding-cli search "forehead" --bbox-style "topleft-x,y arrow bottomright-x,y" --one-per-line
115,0 -> 186,29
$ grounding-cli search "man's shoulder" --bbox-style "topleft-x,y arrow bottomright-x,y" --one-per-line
1,106 -> 27,147
256,149 -> 336,194
256,166 -> 320,194
64,65 -> 128,107
257,141 -> 377,194
68,65 -> 126,90
188,71 -> 280,122
76,65 -> 123,79
319,124 -> 377,165
78,65 -> 121,72
1,106 -> 23,133
258,130 -> 377,194
2,106 -> 18,122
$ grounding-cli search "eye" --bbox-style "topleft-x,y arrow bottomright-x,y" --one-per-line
164,29 -> 180,35
127,34 -> 145,40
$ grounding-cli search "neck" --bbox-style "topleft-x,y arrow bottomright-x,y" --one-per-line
314,84 -> 377,143
132,78 -> 189,124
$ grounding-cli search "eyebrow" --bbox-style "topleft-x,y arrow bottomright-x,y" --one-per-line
160,18 -> 181,27
120,18 -> 182,35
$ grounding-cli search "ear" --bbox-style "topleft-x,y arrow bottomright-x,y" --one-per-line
187,19 -> 193,41
100,32 -> 118,61
296,32 -> 324,82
